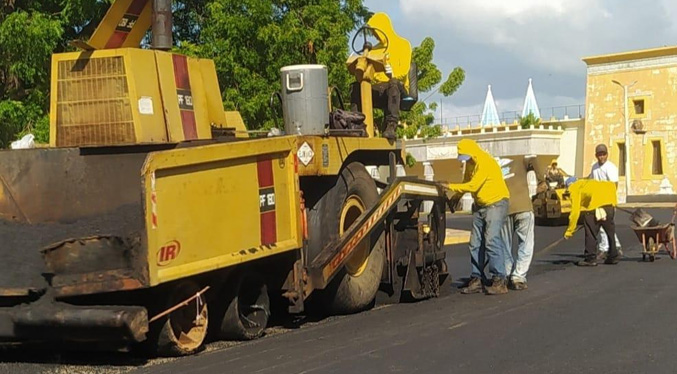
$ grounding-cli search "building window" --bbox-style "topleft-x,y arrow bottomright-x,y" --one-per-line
633,99 -> 645,115
652,140 -> 663,175
617,142 -> 626,177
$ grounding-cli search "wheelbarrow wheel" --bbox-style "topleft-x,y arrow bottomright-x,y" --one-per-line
646,237 -> 658,263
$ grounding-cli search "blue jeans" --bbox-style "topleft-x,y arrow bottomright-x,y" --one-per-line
469,199 -> 509,280
501,211 -> 535,283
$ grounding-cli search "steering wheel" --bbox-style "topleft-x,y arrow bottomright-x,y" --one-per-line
351,26 -> 389,54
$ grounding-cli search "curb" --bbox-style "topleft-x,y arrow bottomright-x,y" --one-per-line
444,228 -> 470,246
618,203 -> 676,209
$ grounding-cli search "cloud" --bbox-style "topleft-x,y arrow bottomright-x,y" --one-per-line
364,0 -> 677,117
399,0 -> 677,74
399,0 -> 676,74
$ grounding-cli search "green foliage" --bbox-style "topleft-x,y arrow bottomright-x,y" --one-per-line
412,37 -> 442,92
440,67 -> 465,97
520,112 -> 541,129
0,9 -> 62,146
0,0 -> 367,146
0,0 -> 461,147
405,152 -> 417,168
398,37 -> 464,139
178,0 -> 368,130
0,91 -> 47,148
0,1 -> 110,147
397,101 -> 441,139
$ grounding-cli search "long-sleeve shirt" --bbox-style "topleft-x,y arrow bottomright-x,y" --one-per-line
565,179 -> 618,237
502,156 -> 541,215
447,139 -> 509,207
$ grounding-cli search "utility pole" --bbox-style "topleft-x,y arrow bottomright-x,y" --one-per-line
611,79 -> 637,201
440,99 -> 443,125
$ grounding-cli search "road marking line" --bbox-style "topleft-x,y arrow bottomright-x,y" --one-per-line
448,321 -> 468,330
445,228 -> 470,245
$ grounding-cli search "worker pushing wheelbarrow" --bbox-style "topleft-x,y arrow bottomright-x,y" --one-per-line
626,206 -> 677,262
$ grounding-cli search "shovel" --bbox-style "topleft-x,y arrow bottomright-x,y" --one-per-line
617,207 -> 660,228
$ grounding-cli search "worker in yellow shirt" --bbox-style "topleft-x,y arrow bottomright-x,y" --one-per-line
447,139 -> 510,295
564,177 -> 620,266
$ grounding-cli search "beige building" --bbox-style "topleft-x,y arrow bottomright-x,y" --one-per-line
583,46 -> 677,201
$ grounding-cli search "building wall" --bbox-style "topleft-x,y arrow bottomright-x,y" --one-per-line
557,119 -> 585,177
584,49 -> 677,198
404,119 -> 584,182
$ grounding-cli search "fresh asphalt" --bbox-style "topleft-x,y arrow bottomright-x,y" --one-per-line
2,208 -> 676,374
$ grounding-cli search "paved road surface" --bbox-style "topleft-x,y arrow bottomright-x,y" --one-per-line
2,209 -> 677,374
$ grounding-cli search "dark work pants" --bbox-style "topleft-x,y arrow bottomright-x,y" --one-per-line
583,205 -> 618,261
350,78 -> 405,132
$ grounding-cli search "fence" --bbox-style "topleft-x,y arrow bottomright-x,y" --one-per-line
443,104 -> 584,128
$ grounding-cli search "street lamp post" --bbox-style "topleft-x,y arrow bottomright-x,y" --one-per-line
611,79 -> 637,201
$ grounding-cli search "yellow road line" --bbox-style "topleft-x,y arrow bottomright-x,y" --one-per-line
445,228 -> 470,245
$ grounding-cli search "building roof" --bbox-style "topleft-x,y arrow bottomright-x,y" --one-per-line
582,45 -> 677,66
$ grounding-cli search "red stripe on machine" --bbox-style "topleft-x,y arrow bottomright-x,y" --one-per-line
260,211 -> 277,245
180,111 -> 198,140
171,54 -> 198,140
104,0 -> 148,48
127,0 -> 147,14
257,158 -> 274,188
257,158 -> 277,245
172,54 -> 190,89
105,31 -> 129,49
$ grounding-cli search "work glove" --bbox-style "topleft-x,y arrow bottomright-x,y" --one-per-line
595,207 -> 607,221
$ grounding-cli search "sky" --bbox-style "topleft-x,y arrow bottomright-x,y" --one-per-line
363,0 -> 677,126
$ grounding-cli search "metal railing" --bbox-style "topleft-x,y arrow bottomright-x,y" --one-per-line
442,104 -> 584,128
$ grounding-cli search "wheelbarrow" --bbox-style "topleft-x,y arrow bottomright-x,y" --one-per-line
620,205 -> 676,262
632,223 -> 676,262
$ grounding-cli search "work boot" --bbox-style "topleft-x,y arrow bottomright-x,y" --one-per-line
604,256 -> 620,265
576,259 -> 598,267
509,279 -> 528,291
460,277 -> 483,294
383,122 -> 397,141
485,277 -> 508,295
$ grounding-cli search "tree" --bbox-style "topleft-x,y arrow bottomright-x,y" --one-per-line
0,0 -> 109,147
398,37 -> 465,140
0,1 -> 460,147
177,0 -> 369,130
520,112 -> 541,129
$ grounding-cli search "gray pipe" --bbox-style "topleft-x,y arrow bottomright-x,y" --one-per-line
152,0 -> 173,50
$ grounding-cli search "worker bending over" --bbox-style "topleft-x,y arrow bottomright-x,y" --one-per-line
447,139 -> 510,295
564,177 -> 621,266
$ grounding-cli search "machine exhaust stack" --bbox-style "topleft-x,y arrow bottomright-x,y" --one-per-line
152,0 -> 173,50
